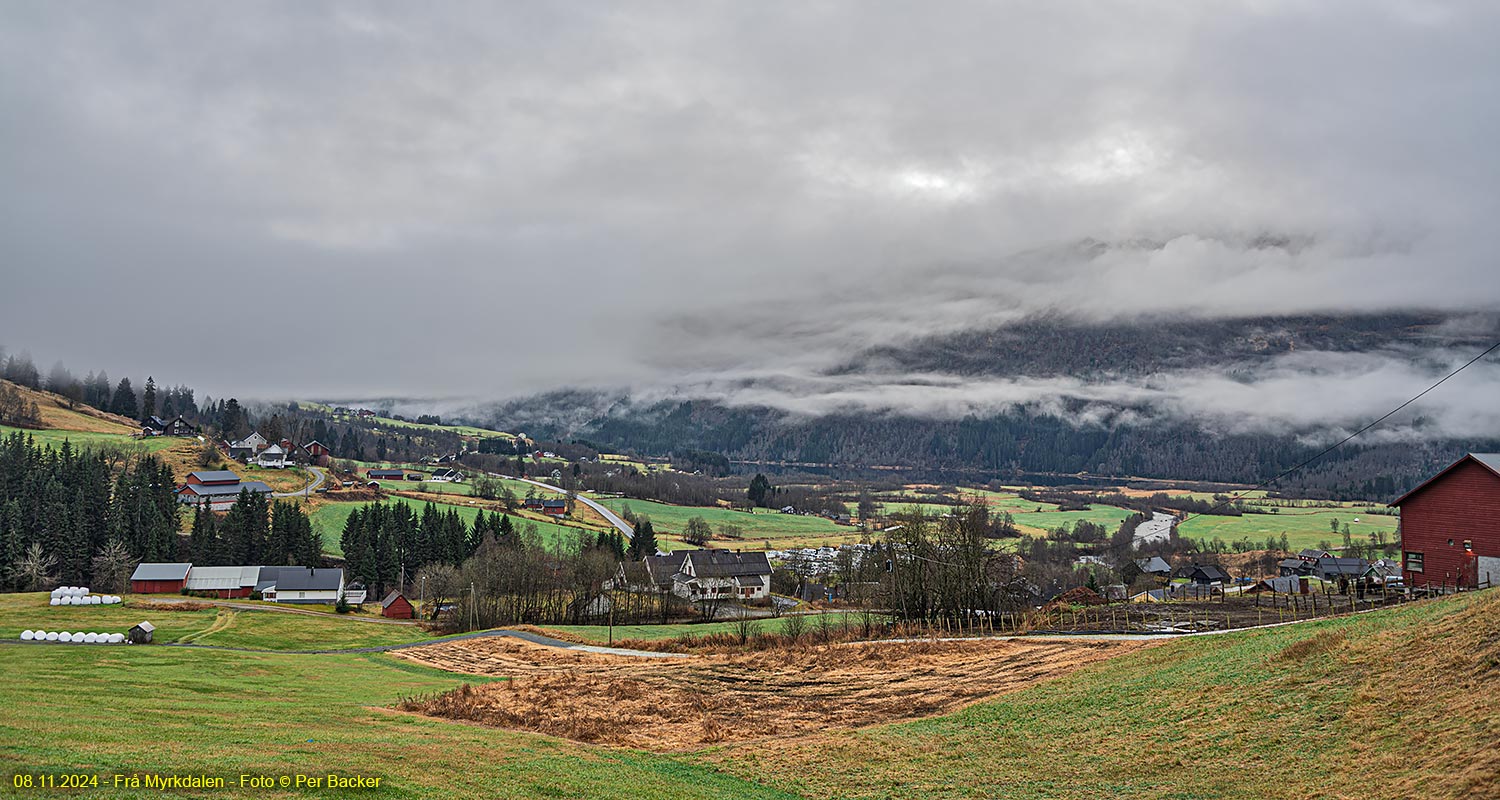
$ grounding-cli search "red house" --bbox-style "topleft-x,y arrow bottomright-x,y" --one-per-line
1390,453 -> 1500,590
541,499 -> 567,517
381,591 -> 415,619
304,440 -> 331,465
129,562 -> 192,594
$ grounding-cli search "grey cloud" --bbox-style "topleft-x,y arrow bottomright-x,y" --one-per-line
1,1 -> 1498,423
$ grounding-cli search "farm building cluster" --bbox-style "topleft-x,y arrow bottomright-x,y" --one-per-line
129,563 -> 362,604
617,550 -> 774,601
365,466 -> 465,486
227,432 -> 332,468
173,470 -> 273,510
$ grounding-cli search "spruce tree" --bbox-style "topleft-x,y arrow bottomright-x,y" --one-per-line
140,377 -> 157,422
627,518 -> 657,560
109,377 -> 137,418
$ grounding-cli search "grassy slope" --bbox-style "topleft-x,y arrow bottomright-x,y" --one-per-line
0,423 -> 179,454
0,646 -> 792,800
2,591 -> 1493,798
0,593 -> 431,651
704,590 -> 1500,800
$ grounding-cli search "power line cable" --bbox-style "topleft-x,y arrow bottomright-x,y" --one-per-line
1176,338 -> 1500,527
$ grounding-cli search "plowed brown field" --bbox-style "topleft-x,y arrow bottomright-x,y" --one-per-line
394,636 -> 1145,751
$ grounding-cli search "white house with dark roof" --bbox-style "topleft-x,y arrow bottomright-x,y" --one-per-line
253,443 -> 289,469
258,566 -> 347,604
672,550 -> 772,601
228,432 -> 269,461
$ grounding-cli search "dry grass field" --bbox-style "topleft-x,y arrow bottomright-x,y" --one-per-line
395,636 -> 1142,751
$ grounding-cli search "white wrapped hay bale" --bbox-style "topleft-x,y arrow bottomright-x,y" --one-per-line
108,633 -> 125,644
44,631 -> 59,642
90,596 -> 101,605
82,633 -> 96,643
58,632 -> 72,643
20,630 -> 34,641
49,598 -> 60,606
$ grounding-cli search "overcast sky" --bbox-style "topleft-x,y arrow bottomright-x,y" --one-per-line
2,2 -> 1498,432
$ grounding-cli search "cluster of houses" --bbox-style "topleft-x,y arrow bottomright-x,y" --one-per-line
140,415 -> 196,437
227,432 -> 332,468
616,549 -> 774,601
522,496 -> 568,517
174,470 -> 273,510
128,563 -> 361,605
365,467 -> 466,486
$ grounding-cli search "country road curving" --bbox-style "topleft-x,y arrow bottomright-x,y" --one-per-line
496,474 -> 634,540
272,465 -> 326,498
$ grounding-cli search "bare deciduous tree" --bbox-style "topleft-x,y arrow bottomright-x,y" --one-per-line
16,542 -> 58,592
90,539 -> 138,593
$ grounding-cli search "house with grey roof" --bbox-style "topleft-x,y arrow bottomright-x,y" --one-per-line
130,562 -> 193,593
253,443 -> 289,469
258,567 -> 346,605
228,432 -> 269,461
673,550 -> 773,601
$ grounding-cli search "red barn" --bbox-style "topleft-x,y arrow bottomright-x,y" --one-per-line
129,562 -> 192,594
1390,453 -> 1500,590
184,470 -> 241,487
381,591 -> 415,619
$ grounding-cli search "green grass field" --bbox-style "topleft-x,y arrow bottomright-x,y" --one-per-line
0,424 -> 180,454
599,499 -> 849,541
1177,508 -> 1400,552
0,645 -> 792,800
0,593 -> 432,651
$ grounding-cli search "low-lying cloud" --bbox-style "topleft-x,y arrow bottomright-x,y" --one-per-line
1,2 -> 1498,434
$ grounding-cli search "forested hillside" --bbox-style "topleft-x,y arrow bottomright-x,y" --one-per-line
479,313 -> 1500,499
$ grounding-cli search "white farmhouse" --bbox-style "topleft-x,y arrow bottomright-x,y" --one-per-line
673,550 -> 772,601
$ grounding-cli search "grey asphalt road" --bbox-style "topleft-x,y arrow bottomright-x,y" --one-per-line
272,465 -> 325,497
497,474 -> 635,540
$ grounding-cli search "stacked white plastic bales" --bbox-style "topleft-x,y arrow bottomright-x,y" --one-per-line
49,587 -> 122,605
19,629 -> 127,643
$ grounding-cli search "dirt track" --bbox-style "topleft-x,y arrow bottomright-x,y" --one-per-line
394,636 -> 1146,751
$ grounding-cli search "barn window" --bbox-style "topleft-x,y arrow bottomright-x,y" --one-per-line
1406,552 -> 1424,572
1464,540 -> 1473,552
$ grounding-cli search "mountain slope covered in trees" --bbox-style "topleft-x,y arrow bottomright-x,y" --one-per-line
477,312 -> 1500,498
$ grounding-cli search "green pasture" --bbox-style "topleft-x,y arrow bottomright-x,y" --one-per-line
0,424 -> 179,454
1177,508 -> 1400,552
599,498 -> 850,540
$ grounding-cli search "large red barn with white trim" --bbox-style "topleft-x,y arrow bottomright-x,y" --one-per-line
1390,453 -> 1500,590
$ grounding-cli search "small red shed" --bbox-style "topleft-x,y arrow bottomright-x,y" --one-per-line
1390,453 -> 1500,590
381,591 -> 415,619
129,562 -> 193,594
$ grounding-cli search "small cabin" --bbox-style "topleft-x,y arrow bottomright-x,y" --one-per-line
128,621 -> 155,644
381,591 -> 415,619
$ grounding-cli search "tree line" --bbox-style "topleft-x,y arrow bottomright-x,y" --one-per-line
0,432 -> 178,591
